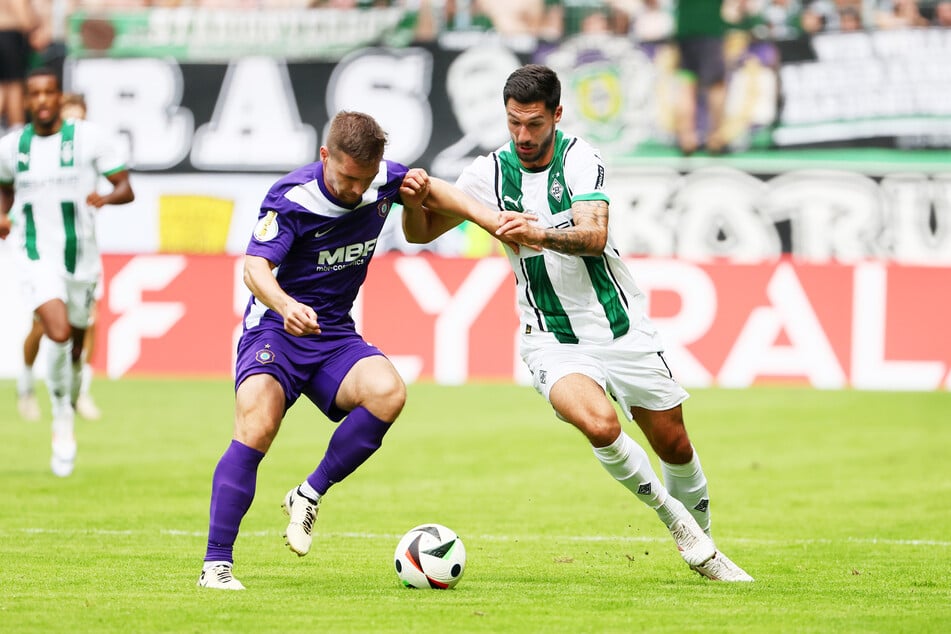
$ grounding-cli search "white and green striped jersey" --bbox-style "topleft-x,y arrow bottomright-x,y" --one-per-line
0,120 -> 126,281
456,130 -> 659,347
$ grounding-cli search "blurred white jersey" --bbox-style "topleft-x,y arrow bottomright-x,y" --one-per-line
0,120 -> 126,282
456,130 -> 661,348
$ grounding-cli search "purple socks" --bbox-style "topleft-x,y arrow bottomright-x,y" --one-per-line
204,440 -> 265,563
306,406 -> 391,496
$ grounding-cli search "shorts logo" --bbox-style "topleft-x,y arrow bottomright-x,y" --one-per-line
255,344 -> 276,364
538,370 -> 547,385
254,210 -> 279,242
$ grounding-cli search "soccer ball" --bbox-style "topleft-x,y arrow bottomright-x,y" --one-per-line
394,523 -> 466,589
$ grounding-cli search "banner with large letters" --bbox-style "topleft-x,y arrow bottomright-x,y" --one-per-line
61,43 -> 949,264
2,249 -> 947,390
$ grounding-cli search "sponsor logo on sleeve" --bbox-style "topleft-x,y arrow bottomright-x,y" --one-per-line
254,210 -> 279,242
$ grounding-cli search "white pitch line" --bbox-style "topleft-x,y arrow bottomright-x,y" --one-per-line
6,527 -> 951,547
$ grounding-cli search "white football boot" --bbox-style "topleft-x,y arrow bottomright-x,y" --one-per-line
50,429 -> 77,478
282,487 -> 320,556
197,564 -> 245,590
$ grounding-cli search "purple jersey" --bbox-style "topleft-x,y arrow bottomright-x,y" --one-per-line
242,159 -> 408,337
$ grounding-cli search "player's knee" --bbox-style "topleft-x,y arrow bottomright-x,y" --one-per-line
365,375 -> 406,422
575,412 -> 621,447
652,431 -> 693,464
46,324 -> 71,344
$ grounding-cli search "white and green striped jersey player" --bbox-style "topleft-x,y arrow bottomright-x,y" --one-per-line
0,120 -> 127,282
456,130 -> 661,348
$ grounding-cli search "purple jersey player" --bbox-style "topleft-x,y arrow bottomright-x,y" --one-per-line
198,111 -> 431,590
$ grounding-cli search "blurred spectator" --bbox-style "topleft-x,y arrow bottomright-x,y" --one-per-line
875,0 -> 929,28
838,4 -> 863,29
735,0 -> 810,41
415,0 -> 537,37
631,0 -> 674,44
935,0 -> 951,25
544,0 -> 637,39
672,0 -> 730,154
478,0 -> 546,35
0,0 -> 39,132
29,0 -> 73,82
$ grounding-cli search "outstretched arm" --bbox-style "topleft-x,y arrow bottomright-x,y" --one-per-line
243,254 -> 320,337
496,199 -> 608,256
399,170 -> 467,244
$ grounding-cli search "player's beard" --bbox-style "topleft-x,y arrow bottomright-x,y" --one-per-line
516,127 -> 556,167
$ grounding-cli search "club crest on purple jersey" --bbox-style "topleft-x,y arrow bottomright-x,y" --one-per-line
255,345 -> 276,364
377,200 -> 391,218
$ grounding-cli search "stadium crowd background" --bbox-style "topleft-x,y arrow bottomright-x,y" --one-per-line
6,0 -> 951,69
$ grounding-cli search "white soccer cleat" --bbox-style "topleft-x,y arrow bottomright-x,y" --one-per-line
282,487 -> 319,556
17,392 -> 41,422
50,433 -> 77,478
75,394 -> 102,421
197,564 -> 246,590
691,550 -> 755,582
668,516 -> 717,568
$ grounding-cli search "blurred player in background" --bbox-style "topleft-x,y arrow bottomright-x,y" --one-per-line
0,69 -> 134,477
198,111 -> 432,590
17,91 -> 103,422
403,64 -> 754,582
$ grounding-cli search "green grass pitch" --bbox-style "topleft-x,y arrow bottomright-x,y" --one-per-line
1,379 -> 949,633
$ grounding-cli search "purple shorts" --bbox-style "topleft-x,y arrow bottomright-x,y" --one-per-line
235,327 -> 384,421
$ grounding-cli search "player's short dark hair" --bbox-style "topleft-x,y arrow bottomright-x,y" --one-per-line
26,67 -> 61,90
327,111 -> 388,165
503,64 -> 561,113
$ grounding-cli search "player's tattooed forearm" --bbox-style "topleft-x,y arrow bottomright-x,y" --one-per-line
540,200 -> 608,255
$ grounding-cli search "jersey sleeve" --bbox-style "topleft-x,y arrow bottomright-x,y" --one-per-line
565,138 -> 610,204
455,155 -> 499,209
0,132 -> 16,185
386,160 -> 410,205
246,188 -> 300,266
85,121 -> 128,176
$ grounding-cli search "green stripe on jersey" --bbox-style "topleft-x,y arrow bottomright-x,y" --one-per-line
498,150 -> 525,212
583,256 -> 630,338
546,132 -> 572,215
23,203 -> 39,260
61,202 -> 78,273
59,121 -> 75,167
17,125 -> 34,172
523,255 -> 578,344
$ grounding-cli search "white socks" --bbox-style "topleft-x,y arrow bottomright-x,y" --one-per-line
80,362 -> 93,396
298,480 -> 322,503
662,449 -> 711,536
17,365 -> 35,396
593,432 -> 689,529
47,340 -> 73,419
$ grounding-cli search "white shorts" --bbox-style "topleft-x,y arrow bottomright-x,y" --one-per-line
520,331 -> 689,419
18,260 -> 98,329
